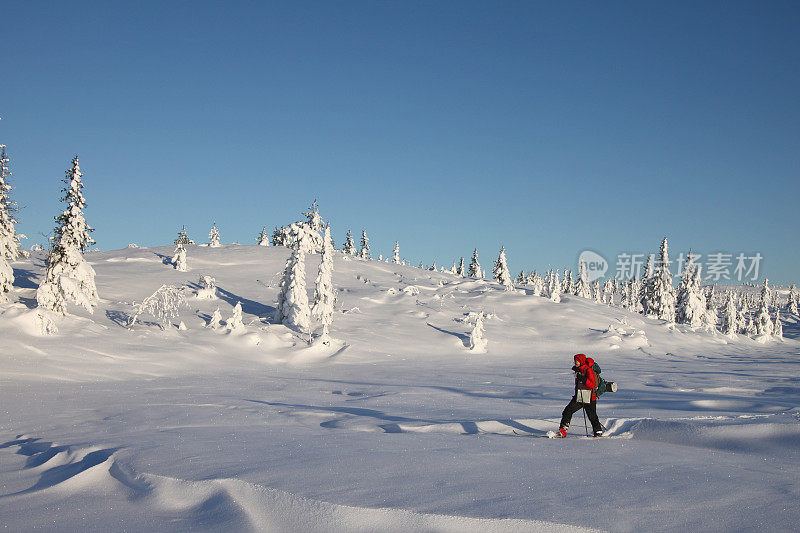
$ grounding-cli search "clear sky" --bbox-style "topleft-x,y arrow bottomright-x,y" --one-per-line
3,1 -> 799,284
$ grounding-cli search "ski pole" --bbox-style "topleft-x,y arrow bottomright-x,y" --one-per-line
582,402 -> 589,437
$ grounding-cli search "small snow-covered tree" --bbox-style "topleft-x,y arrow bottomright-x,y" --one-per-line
172,242 -> 188,272
207,307 -> 223,329
575,261 -> 592,298
639,254 -> 655,315
226,301 -> 244,332
702,286 -> 718,330
720,291 -> 738,337
36,156 -> 99,316
492,247 -> 512,290
195,275 -> 217,299
358,230 -> 370,260
515,270 -> 526,284
754,279 -> 774,336
257,227 -> 270,246
208,223 -> 221,247
549,270 -> 562,303
392,241 -> 400,264
342,230 -> 356,255
174,226 -> 193,245
456,257 -> 465,277
128,284 -> 187,330
312,226 -> 335,343
428,261 -> 437,272
468,249 -> 482,278
469,312 -> 488,352
276,244 -> 311,334
787,284 -> 798,315
593,280 -> 602,303
676,251 -> 706,328
271,226 -> 286,247
773,309 -> 783,339
530,272 -> 545,297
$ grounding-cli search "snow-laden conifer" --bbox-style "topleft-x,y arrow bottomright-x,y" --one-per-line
787,284 -> 799,315
515,270 -> 526,285
271,226 -> 285,247
676,251 -> 706,328
128,284 -> 186,330
174,226 -> 193,245
392,241 -> 400,264
575,261 -> 592,298
358,230 -> 370,260
593,280 -> 602,303
721,291 -> 738,337
0,146 -> 19,299
456,257 -> 465,277
702,286 -> 718,330
195,275 -> 217,300
640,254 -> 655,315
207,307 -> 222,329
276,244 -> 311,334
257,227 -> 270,246
36,156 -> 99,316
342,230 -> 356,255
208,223 -> 221,247
530,272 -> 545,297
754,279 -> 774,336
226,301 -> 244,332
549,270 -> 562,303
492,247 -> 513,290
468,249 -> 482,278
172,242 -> 188,272
649,239 -> 675,321
469,312 -> 488,352
312,226 -> 335,343
300,200 -> 325,253
773,309 -> 783,339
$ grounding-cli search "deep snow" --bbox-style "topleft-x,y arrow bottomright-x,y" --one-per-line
1,245 -> 798,532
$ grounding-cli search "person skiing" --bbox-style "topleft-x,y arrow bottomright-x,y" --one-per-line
558,353 -> 605,438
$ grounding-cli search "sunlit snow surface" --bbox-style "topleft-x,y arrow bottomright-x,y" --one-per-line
1,245 -> 798,532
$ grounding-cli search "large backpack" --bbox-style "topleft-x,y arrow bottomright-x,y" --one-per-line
592,362 -> 609,396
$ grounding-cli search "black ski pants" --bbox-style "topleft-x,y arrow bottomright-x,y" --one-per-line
560,395 -> 603,434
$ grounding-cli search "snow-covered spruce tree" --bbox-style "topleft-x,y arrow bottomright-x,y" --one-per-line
648,239 -> 675,321
299,200 -> 325,253
676,251 -> 706,328
531,272 -> 545,297
593,280 -> 602,303
575,261 -> 592,298
562,270 -> 573,295
639,254 -> 655,316
773,309 -> 783,339
428,261 -> 437,272
515,270 -> 526,285
549,270 -> 562,303
391,241 -> 400,264
456,257 -> 465,277
468,249 -> 482,278
492,247 -> 513,290
702,286 -> 718,330
312,226 -> 335,344
271,226 -> 285,247
720,291 -> 738,337
257,227 -> 270,246
36,156 -> 99,316
226,301 -> 244,332
208,223 -> 221,247
358,230 -> 370,260
754,279 -> 774,336
469,312 -> 488,352
171,242 -> 188,272
787,284 -> 799,315
342,230 -> 356,255
174,226 -> 192,245
736,299 -> 749,334
0,145 -> 19,299
275,242 -> 311,334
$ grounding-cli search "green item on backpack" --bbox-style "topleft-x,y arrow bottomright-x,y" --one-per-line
592,362 -> 608,396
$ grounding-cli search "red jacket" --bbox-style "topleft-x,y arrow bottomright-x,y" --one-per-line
572,353 -> 598,400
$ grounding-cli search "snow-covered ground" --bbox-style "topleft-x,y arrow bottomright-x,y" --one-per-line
1,245 -> 798,532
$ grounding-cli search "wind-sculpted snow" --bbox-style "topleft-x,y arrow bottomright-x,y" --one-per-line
1,245 -> 799,531
0,437 -> 596,532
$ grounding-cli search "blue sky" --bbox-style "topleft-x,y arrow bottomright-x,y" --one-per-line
3,1 -> 799,284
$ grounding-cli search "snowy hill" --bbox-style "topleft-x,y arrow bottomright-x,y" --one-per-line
1,245 -> 799,531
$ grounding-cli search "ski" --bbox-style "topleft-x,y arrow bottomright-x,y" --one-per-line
512,430 -> 557,438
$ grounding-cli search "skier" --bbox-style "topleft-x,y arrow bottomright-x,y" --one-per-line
557,353 -> 606,438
